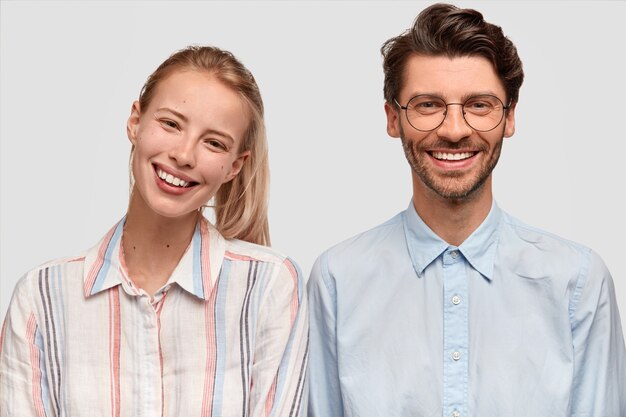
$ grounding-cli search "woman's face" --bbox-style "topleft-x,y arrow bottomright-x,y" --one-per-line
127,69 -> 250,219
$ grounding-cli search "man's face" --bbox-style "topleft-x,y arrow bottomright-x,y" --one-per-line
385,54 -> 516,201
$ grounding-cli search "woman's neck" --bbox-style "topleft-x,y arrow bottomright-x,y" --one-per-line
122,190 -> 199,297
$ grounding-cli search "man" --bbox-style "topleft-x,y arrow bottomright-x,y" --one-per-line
307,4 -> 626,417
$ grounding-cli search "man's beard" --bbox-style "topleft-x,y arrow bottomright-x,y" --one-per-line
400,132 -> 503,200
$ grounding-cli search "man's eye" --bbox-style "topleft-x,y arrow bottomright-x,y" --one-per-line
412,100 -> 444,110
465,99 -> 495,115
411,98 -> 444,115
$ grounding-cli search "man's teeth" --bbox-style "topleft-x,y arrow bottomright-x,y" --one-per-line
157,169 -> 189,187
432,152 -> 474,161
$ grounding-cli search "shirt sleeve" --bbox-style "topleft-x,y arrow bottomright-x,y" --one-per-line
307,252 -> 344,417
0,273 -> 51,417
248,258 -> 309,417
568,250 -> 626,416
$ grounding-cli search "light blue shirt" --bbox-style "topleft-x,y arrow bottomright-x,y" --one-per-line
308,201 -> 626,417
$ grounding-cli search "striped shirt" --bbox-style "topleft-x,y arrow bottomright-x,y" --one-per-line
0,216 -> 308,417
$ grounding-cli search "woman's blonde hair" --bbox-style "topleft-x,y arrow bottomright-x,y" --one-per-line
137,46 -> 270,246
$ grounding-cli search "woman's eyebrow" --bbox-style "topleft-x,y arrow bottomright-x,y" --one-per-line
155,107 -> 235,143
155,107 -> 188,122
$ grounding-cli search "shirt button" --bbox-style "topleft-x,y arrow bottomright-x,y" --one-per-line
452,295 -> 461,305
452,411 -> 460,417
452,351 -> 461,361
450,250 -> 458,259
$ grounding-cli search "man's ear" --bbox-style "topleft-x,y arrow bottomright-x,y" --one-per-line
503,102 -> 516,138
224,151 -> 251,183
127,101 -> 142,145
384,101 -> 401,138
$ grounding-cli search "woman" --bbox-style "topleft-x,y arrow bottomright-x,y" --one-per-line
0,46 -> 308,417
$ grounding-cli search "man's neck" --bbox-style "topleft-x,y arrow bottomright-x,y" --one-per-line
412,179 -> 493,247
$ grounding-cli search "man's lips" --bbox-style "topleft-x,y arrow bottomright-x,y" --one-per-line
425,150 -> 479,170
429,151 -> 477,161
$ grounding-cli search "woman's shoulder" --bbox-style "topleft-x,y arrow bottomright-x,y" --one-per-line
9,253 -> 88,310
224,238 -> 289,265
223,238 -> 302,281
20,253 -> 88,281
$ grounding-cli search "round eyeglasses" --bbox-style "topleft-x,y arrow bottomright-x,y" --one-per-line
394,94 -> 510,132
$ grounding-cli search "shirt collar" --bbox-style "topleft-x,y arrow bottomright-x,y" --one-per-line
402,200 -> 502,280
83,216 -> 225,300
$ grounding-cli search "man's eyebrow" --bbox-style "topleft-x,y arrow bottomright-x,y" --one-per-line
155,107 -> 235,143
405,91 -> 503,101
460,91 -> 502,101
403,91 -> 445,99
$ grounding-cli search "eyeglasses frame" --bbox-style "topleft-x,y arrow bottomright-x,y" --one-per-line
393,94 -> 511,133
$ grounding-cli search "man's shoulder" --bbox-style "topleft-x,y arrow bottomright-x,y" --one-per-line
311,211 -> 407,279
498,210 -> 607,283
500,210 -> 591,257
326,211 -> 404,254
500,210 -> 616,326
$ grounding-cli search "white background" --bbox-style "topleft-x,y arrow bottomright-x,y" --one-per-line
2,1 -> 625,334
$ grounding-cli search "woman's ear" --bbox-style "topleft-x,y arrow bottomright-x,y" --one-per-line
127,101 -> 142,145
225,151 -> 251,183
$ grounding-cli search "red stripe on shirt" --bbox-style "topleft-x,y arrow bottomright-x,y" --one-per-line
108,287 -> 121,417
201,292 -> 217,417
264,377 -> 278,417
224,251 -> 258,262
84,225 -> 117,296
156,293 -> 167,416
282,259 -> 300,324
26,314 -> 46,417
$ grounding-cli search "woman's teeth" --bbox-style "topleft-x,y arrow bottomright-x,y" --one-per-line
157,168 -> 189,187
432,151 -> 474,161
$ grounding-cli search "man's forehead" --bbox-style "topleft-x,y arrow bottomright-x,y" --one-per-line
402,54 -> 498,78
400,54 -> 506,98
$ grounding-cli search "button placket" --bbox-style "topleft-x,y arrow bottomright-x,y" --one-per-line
443,247 -> 468,417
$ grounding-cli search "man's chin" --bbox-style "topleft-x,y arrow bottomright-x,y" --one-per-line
422,176 -> 486,201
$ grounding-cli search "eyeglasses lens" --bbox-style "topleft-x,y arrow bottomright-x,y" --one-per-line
405,95 -> 505,132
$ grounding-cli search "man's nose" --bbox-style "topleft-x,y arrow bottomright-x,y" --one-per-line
436,104 -> 473,141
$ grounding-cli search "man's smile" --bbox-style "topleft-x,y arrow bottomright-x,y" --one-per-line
429,151 -> 476,161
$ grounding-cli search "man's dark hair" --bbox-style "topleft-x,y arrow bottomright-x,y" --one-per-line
382,3 -> 524,105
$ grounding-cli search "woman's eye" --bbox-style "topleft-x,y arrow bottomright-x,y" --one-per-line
206,139 -> 227,151
161,119 -> 179,129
